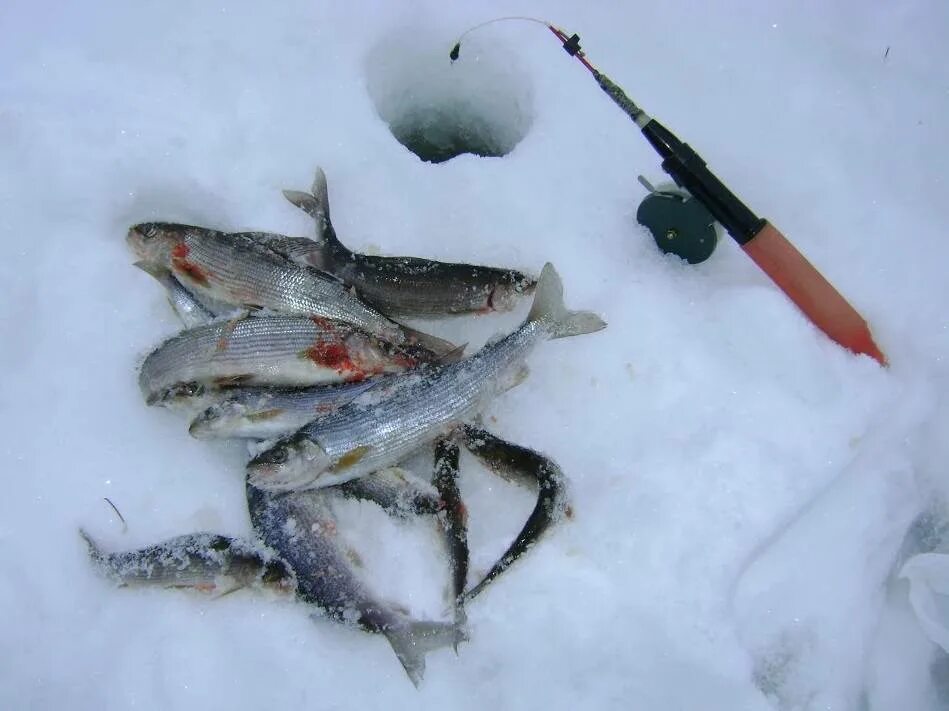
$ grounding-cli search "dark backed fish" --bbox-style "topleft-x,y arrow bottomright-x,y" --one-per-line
432,437 -> 468,640
246,483 -> 462,687
458,425 -> 571,601
80,530 -> 294,595
281,167 -> 535,317
126,221 -> 456,356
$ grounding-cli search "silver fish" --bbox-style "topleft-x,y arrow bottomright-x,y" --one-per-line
139,315 -> 420,406
246,484 -> 462,687
280,168 -> 535,317
126,221 -> 456,355
80,530 -> 295,595
458,425 -> 571,601
188,380 -> 383,440
247,263 -> 605,492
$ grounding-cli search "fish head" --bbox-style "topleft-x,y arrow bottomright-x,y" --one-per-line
488,271 -> 537,312
189,400 -> 249,439
127,222 -> 186,266
146,381 -> 207,408
246,434 -> 331,492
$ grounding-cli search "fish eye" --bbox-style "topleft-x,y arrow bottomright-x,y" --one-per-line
267,447 -> 289,465
136,223 -> 159,239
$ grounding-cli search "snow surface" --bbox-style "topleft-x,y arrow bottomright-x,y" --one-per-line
2,0 -> 949,708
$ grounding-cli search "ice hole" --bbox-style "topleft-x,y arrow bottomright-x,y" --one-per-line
366,29 -> 533,164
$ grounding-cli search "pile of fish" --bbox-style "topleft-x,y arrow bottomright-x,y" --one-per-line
82,168 -> 605,686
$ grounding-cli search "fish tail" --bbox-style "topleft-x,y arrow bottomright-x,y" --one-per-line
79,528 -> 111,578
526,263 -> 606,339
79,528 -> 103,560
384,619 -> 468,687
282,167 -> 341,250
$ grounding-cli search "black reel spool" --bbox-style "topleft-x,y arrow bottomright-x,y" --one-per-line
636,179 -> 719,264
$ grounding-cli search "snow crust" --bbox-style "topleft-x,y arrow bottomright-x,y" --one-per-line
2,0 -> 948,708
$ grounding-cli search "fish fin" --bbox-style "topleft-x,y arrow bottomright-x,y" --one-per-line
283,190 -> 326,227
527,263 -> 606,339
309,167 -> 331,222
210,582 -> 247,599
132,261 -> 174,287
498,363 -> 530,393
384,619 -> 467,688
79,528 -> 105,565
333,444 -> 372,470
396,325 -> 462,360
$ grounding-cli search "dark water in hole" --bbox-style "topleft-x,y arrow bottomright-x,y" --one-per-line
390,106 -> 511,164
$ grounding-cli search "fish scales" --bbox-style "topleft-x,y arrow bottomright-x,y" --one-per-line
253,319 -> 547,490
248,263 -> 606,491
140,316 -> 416,404
129,224 -> 406,343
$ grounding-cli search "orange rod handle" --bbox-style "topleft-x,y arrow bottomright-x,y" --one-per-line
742,223 -> 887,366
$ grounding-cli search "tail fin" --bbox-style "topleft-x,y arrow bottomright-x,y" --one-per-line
384,619 -> 467,687
526,263 -> 606,339
79,529 -> 109,576
283,167 -> 337,242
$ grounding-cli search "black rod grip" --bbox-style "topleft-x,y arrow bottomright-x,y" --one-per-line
642,119 -> 765,245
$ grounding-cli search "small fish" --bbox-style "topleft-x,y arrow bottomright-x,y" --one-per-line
458,425 -> 571,601
337,467 -> 442,518
127,222 -> 456,356
139,315 -> 421,406
247,262 -> 605,492
280,168 -> 536,317
80,530 -> 295,595
432,437 -> 468,640
189,380 -> 383,440
246,483 -> 463,687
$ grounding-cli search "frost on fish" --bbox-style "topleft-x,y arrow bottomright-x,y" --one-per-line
246,262 -> 605,493
432,437 -> 469,641
459,425 -> 572,602
80,530 -> 295,595
246,484 -> 463,686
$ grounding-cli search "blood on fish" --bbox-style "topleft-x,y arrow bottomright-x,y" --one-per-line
171,243 -> 211,287
304,340 -> 378,381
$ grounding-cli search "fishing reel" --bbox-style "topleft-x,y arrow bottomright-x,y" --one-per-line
635,176 -> 720,264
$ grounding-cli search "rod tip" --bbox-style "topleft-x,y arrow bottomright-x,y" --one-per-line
449,43 -> 461,62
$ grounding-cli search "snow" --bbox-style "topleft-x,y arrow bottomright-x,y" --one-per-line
2,0 -> 949,708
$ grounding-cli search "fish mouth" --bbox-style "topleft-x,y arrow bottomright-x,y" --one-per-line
246,437 -> 331,492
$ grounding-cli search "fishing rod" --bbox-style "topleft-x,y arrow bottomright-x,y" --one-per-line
450,19 -> 887,366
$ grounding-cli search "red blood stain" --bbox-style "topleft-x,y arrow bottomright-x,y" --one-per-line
310,316 -> 335,330
305,340 -> 381,381
171,243 -> 211,287
392,353 -> 418,369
